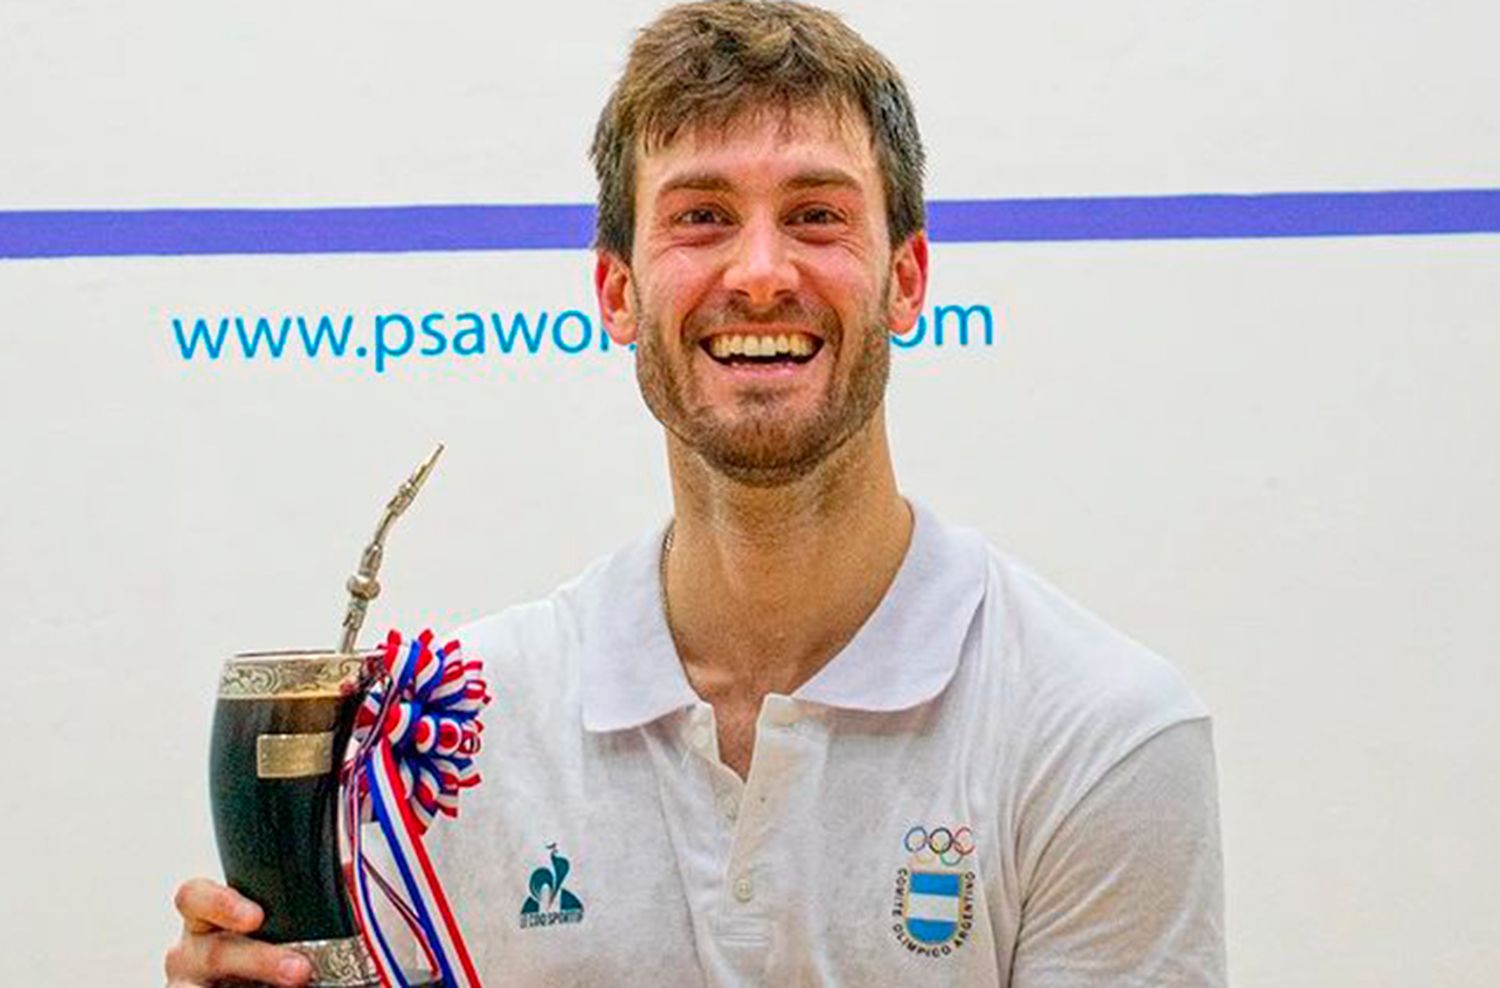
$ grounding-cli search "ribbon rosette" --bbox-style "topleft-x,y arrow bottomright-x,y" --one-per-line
342,629 -> 491,988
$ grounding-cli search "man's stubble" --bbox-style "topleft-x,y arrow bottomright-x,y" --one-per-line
632,276 -> 892,489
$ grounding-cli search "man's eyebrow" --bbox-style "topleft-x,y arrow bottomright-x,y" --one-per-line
653,168 -> 863,200
781,168 -> 862,192
655,171 -> 734,198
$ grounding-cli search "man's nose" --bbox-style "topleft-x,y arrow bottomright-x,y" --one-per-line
722,213 -> 799,308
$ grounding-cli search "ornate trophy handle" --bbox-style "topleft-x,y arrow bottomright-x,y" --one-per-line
339,444 -> 444,653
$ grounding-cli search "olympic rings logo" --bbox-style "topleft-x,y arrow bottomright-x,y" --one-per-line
902,824 -> 975,867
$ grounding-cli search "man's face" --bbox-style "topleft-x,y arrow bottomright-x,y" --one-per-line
597,105 -> 927,486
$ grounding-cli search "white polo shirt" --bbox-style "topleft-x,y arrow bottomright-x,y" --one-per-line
430,501 -> 1225,986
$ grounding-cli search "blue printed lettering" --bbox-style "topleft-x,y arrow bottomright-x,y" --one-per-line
932,304 -> 994,347
172,316 -> 230,360
552,310 -> 592,355
295,314 -> 353,358
233,315 -> 292,359
490,311 -> 548,354
892,315 -> 926,349
374,313 -> 415,373
420,312 -> 448,356
452,312 -> 485,355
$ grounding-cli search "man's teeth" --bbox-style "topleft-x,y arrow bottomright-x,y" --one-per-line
707,334 -> 817,360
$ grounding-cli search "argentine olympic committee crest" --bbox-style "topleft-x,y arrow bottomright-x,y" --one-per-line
891,824 -> 975,957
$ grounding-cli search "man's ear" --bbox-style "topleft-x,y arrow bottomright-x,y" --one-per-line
595,250 -> 639,346
886,231 -> 930,336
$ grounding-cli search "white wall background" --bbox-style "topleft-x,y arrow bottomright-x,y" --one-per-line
1,1 -> 1496,984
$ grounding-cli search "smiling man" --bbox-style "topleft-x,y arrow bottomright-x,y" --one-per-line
166,3 -> 1225,986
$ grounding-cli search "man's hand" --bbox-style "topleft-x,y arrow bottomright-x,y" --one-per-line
164,878 -> 312,987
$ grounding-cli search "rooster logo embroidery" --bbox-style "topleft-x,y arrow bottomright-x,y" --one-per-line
519,843 -> 585,928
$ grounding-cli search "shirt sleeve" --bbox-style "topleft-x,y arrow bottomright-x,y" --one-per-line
1010,717 -> 1227,987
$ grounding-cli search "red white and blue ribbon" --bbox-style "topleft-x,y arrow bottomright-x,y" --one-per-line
341,629 -> 491,988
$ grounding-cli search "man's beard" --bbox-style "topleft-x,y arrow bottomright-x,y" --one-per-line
633,282 -> 891,488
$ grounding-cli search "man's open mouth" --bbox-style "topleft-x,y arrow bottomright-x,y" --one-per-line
701,332 -> 823,366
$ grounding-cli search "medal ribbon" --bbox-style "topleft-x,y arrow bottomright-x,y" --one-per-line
341,629 -> 491,988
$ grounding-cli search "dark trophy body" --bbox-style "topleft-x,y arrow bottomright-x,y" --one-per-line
210,651 -> 438,987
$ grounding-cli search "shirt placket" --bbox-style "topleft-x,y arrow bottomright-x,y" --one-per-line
676,695 -> 817,986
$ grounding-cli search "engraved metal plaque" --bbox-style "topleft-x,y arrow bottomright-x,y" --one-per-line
257,731 -> 336,779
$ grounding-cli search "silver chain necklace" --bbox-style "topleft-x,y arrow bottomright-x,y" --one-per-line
659,520 -> 677,643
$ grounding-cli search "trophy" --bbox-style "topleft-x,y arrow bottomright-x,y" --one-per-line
209,446 -> 476,988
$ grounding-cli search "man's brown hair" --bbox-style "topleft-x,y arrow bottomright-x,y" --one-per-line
589,0 -> 926,261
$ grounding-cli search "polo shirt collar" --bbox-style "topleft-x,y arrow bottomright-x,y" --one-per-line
579,499 -> 989,733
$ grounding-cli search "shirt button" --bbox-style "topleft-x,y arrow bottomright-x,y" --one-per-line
732,875 -> 754,903
717,793 -> 739,820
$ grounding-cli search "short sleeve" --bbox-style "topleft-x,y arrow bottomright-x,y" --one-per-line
1010,718 -> 1227,987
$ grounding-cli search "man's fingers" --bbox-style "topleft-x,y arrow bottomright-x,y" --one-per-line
172,877 -> 263,934
164,933 -> 311,987
165,880 -> 307,986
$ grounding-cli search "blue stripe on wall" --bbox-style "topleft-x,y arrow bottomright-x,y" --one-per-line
1,189 -> 1496,259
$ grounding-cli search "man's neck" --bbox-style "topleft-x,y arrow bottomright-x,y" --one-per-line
661,410 -> 913,713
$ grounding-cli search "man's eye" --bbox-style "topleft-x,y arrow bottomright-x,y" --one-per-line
676,207 -> 727,225
790,206 -> 842,225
